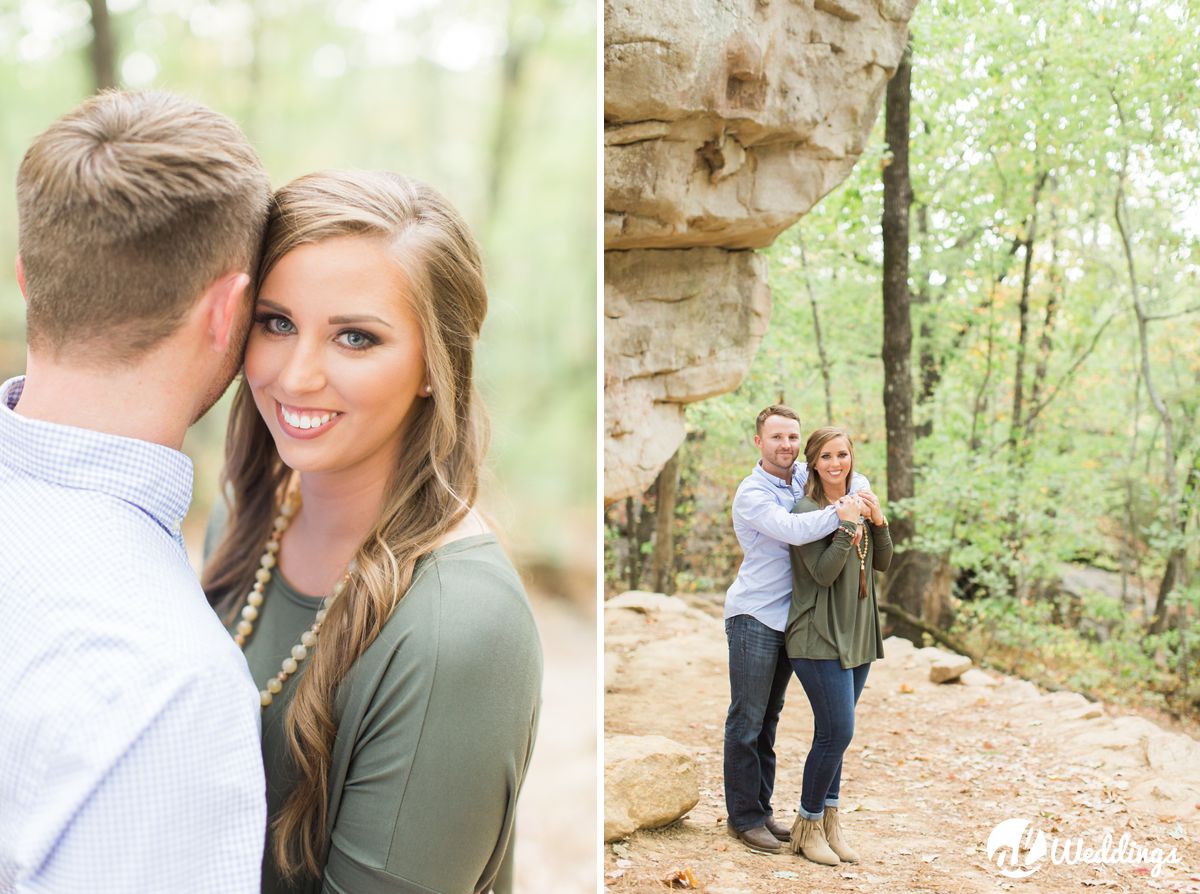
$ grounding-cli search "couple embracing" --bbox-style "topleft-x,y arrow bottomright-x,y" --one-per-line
0,91 -> 541,894
723,404 -> 891,865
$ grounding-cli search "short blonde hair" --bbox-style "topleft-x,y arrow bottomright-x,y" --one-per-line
16,90 -> 271,363
756,404 -> 800,435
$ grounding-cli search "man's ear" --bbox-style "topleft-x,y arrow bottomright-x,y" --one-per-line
204,271 -> 251,353
15,254 -> 27,302
753,434 -> 762,449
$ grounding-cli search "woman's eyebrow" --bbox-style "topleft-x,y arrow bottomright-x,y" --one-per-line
257,298 -> 291,314
329,314 -> 392,327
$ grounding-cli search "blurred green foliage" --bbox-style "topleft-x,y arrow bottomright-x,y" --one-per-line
0,0 -> 596,576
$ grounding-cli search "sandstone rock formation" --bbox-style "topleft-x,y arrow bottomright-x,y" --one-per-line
604,734 -> 700,842
605,0 -> 918,501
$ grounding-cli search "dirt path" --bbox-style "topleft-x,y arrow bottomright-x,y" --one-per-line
517,593 -> 598,894
604,593 -> 1200,894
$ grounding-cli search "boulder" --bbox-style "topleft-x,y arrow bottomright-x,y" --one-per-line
960,668 -> 999,688
604,249 -> 769,501
929,653 -> 972,684
882,635 -> 917,656
605,734 -> 701,842
606,590 -> 691,614
605,0 -> 920,251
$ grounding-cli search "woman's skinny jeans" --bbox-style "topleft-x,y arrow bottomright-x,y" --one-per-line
788,657 -> 869,820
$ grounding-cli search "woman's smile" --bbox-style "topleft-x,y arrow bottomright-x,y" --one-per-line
274,401 -> 344,438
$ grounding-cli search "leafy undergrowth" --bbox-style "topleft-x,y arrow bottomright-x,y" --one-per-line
950,594 -> 1200,735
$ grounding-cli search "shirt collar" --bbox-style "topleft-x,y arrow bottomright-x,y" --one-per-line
754,459 -> 801,490
0,375 -> 193,537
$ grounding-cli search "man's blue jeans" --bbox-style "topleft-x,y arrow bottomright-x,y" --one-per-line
789,657 -> 870,820
723,614 -> 792,832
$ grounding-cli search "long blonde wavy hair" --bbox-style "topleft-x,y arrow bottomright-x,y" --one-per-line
201,170 -> 489,881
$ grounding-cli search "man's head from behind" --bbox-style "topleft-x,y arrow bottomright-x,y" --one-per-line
754,404 -> 801,478
15,90 -> 270,409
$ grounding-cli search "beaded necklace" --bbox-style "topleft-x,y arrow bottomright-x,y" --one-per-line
231,490 -> 351,708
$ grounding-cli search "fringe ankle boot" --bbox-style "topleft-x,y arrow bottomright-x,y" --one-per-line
822,806 -> 859,863
789,814 -> 839,865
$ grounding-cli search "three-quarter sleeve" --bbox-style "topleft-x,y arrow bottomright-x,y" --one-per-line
319,552 -> 542,894
871,523 -> 893,572
794,525 -> 855,587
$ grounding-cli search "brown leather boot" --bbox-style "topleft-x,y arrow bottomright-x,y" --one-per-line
822,806 -> 859,863
789,814 -> 839,865
764,814 -> 791,842
732,824 -> 782,854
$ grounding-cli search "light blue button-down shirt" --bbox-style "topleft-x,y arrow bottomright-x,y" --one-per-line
724,460 -> 868,632
0,376 -> 265,894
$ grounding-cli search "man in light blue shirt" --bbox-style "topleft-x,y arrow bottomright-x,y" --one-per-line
723,405 -> 866,854
0,91 -> 271,893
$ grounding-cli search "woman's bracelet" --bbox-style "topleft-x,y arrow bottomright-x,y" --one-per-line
837,520 -> 857,536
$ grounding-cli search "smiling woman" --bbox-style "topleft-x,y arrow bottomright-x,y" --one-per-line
246,237 -> 429,472
202,170 -> 541,894
784,426 -> 890,866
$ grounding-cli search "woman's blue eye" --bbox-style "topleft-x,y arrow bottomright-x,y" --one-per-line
257,314 -> 294,335
338,330 -> 377,350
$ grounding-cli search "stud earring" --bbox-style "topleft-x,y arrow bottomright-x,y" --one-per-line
422,385 -> 433,396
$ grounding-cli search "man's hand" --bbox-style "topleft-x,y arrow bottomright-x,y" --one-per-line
835,495 -> 866,545
834,495 -> 861,522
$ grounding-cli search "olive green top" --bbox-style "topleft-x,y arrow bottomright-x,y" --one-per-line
785,497 -> 892,669
212,527 -> 542,894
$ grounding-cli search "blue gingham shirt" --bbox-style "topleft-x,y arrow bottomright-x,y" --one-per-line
0,376 -> 265,893
724,461 -> 868,632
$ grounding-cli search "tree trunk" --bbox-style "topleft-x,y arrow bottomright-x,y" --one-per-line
880,37 -> 935,643
485,0 -> 551,233
797,231 -> 834,424
914,201 -> 936,438
1027,192 -> 1060,428
88,0 -> 117,92
1112,125 -> 1183,634
1009,170 -> 1048,446
650,447 -> 681,594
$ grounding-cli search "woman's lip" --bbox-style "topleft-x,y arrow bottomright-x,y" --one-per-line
274,401 -> 344,440
279,401 -> 340,415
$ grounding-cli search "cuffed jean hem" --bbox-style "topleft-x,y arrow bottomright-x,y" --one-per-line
798,798 -> 838,821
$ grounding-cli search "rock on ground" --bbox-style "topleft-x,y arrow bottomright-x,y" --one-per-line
605,733 -> 701,842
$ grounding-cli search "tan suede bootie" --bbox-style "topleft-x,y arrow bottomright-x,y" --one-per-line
822,806 -> 859,863
789,814 -> 839,865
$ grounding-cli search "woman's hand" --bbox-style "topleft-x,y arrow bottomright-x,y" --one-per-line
858,489 -> 886,526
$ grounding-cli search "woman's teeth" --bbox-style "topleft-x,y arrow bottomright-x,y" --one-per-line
281,405 -> 340,430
